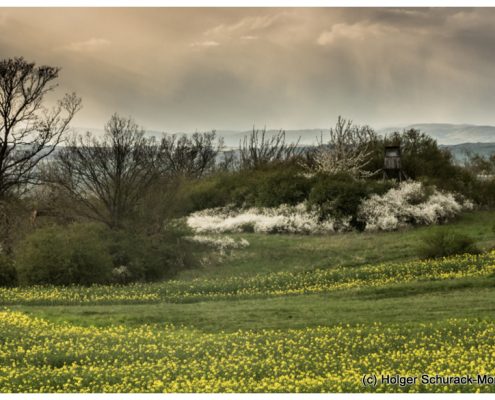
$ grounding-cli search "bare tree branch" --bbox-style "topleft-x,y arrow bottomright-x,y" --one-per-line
310,116 -> 379,178
238,127 -> 301,170
46,114 -> 159,229
158,131 -> 222,178
0,57 -> 81,197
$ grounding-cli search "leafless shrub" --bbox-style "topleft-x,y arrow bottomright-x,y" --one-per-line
158,131 -> 222,178
239,127 -> 301,170
311,116 -> 379,178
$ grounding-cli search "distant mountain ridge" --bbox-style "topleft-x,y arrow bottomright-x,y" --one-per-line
378,123 -> 495,145
75,123 -> 495,146
72,123 -> 495,162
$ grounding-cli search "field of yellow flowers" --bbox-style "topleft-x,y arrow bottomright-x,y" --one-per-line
1,311 -> 494,392
1,250 -> 495,392
1,252 -> 494,306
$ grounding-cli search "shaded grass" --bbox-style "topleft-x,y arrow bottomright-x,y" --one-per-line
14,275 -> 495,333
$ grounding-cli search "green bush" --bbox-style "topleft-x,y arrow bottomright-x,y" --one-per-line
15,223 -> 113,286
255,168 -> 313,207
308,174 -> 392,230
0,253 -> 17,286
419,229 -> 480,259
182,176 -> 231,212
108,223 -> 201,282
184,164 -> 312,211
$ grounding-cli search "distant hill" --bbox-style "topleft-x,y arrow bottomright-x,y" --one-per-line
441,142 -> 495,163
70,124 -> 495,163
218,124 -> 495,147
73,123 -> 495,147
216,129 -> 324,148
379,123 -> 495,145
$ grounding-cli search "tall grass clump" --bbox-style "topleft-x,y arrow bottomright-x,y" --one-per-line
419,229 -> 480,259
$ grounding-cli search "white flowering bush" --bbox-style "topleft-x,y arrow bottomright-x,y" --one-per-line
186,181 -> 472,235
111,265 -> 132,284
186,235 -> 250,251
187,203 -> 337,235
358,181 -> 472,231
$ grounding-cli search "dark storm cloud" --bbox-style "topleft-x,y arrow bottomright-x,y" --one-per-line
0,8 -> 494,131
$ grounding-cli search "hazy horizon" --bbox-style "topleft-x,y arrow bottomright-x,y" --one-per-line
2,8 -> 495,132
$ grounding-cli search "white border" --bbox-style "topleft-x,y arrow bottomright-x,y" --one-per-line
3,0 -> 495,7
0,1 -> 493,398
0,396 -> 486,398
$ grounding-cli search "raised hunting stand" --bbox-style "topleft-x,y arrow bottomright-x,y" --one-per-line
383,145 -> 406,181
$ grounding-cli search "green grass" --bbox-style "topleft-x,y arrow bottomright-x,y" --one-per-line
177,210 -> 495,280
13,276 -> 495,332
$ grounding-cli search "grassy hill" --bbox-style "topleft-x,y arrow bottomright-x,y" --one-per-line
1,211 -> 495,392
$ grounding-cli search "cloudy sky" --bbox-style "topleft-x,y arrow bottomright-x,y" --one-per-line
0,8 -> 494,132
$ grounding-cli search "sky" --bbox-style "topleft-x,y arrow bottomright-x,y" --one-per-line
1,7 -> 495,132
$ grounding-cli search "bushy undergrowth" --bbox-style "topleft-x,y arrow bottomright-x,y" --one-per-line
12,222 -> 201,286
108,224 -> 201,282
187,181 -> 471,235
15,223 -> 114,286
183,164 -> 314,212
307,174 -> 392,230
0,252 -> 16,287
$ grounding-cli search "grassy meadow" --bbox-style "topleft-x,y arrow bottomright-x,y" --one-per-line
1,210 -> 495,392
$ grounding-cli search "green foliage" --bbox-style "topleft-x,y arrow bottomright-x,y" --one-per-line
15,223 -> 114,286
15,219 -> 201,286
465,153 -> 495,176
184,163 -> 313,211
366,129 -> 460,182
108,222 -> 201,282
254,168 -> 313,207
419,229 -> 480,259
0,253 -> 16,286
183,172 -> 236,211
307,173 -> 392,230
468,178 -> 495,209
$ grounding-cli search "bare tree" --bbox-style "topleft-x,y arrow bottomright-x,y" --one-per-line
0,57 -> 81,197
47,114 -> 159,229
311,116 -> 378,178
239,127 -> 301,170
158,131 -> 222,178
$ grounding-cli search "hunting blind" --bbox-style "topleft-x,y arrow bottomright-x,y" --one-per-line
383,145 -> 406,181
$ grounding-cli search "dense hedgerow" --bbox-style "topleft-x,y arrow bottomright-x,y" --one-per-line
307,173 -> 392,230
108,223 -> 202,282
358,181 -> 473,231
183,164 -> 314,212
13,222 -> 201,286
187,181 -> 471,235
187,203 -> 337,234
